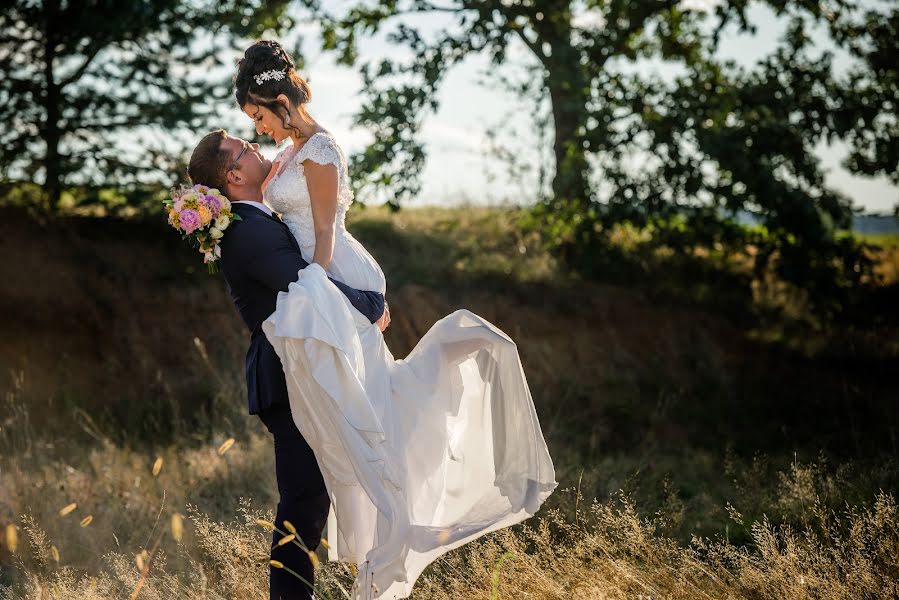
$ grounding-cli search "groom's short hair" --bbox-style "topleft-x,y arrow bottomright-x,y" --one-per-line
187,129 -> 231,193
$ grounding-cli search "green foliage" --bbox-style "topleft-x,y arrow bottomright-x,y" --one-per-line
299,0 -> 897,319
0,0 -> 293,211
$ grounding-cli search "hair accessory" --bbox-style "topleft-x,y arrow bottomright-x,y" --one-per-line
254,69 -> 287,86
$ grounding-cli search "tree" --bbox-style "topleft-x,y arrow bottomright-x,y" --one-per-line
298,0 -> 897,314
303,0 -> 613,207
0,0 -> 292,211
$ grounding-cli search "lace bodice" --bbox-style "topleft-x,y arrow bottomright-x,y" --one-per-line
264,132 -> 354,247
264,131 -> 386,294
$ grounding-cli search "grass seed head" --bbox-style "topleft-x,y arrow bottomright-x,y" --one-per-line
283,520 -> 297,535
50,545 -> 59,563
308,551 -> 320,569
256,518 -> 275,531
152,457 -> 163,477
5,524 -> 17,552
217,438 -> 235,455
170,513 -> 184,542
193,337 -> 210,363
277,534 -> 295,547
136,550 -> 149,572
80,515 -> 93,527
270,560 -> 284,569
58,503 -> 77,517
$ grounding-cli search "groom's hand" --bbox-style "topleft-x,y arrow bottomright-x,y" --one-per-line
376,301 -> 391,332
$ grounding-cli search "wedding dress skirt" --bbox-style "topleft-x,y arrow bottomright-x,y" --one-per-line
262,264 -> 557,599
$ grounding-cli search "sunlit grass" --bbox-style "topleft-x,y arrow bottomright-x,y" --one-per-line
854,231 -> 899,247
347,205 -> 560,288
2,376 -> 898,599
3,471 -> 897,599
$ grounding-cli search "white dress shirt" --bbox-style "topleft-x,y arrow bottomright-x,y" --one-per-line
232,200 -> 274,217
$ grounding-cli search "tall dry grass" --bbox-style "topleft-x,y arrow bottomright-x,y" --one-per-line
2,376 -> 897,599
2,483 -> 897,599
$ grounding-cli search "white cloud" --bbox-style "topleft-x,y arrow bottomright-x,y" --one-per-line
421,119 -> 485,154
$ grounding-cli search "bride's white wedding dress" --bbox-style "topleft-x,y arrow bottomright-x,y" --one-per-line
262,132 -> 557,599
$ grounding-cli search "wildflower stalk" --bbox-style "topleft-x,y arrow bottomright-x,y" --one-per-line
490,552 -> 516,600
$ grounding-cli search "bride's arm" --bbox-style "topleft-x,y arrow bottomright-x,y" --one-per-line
304,160 -> 339,271
223,216 -> 385,324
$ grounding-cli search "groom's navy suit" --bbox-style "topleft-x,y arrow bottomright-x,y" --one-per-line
220,202 -> 384,600
221,202 -> 384,415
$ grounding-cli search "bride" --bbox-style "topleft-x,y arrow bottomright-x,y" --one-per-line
234,40 -> 556,599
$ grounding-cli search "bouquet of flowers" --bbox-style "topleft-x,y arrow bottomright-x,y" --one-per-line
164,184 -> 241,273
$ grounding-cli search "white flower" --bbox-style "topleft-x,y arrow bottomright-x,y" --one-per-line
219,197 -> 231,210
209,227 -> 224,240
208,188 -> 220,196
254,69 -> 287,86
201,245 -> 222,263
215,216 -> 230,231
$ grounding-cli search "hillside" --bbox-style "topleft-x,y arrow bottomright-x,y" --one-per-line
1,206 -> 897,598
3,204 -> 895,485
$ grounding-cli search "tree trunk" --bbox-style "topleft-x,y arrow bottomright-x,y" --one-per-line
538,8 -> 590,209
547,73 -> 590,208
41,0 -> 62,211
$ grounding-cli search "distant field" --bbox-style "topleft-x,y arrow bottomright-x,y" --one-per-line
856,231 -> 899,246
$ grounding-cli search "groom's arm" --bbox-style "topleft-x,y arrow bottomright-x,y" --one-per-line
325,273 -> 386,325
234,220 -> 385,323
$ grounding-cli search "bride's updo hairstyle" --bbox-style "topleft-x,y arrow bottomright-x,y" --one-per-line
234,40 -> 311,138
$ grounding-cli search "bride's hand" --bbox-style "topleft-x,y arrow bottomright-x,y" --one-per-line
261,159 -> 280,194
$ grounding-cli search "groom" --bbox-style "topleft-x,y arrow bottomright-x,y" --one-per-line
187,129 -> 389,600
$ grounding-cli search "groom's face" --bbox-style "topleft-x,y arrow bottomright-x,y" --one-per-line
222,136 -> 270,193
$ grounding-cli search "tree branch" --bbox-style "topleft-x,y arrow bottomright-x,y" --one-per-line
58,42 -> 106,89
509,23 -> 547,62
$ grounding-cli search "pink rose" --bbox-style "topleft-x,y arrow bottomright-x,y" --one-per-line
173,199 -> 185,212
179,208 -> 201,234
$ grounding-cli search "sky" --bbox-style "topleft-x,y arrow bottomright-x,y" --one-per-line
215,0 -> 898,214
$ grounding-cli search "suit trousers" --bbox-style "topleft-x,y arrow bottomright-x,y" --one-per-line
258,401 -> 331,600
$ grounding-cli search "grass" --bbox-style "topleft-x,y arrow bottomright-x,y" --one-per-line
2,374 -> 897,600
1,204 -> 898,598
2,427 -> 897,599
347,205 -> 559,291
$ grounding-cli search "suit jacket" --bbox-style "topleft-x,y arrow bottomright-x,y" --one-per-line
220,202 -> 385,414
